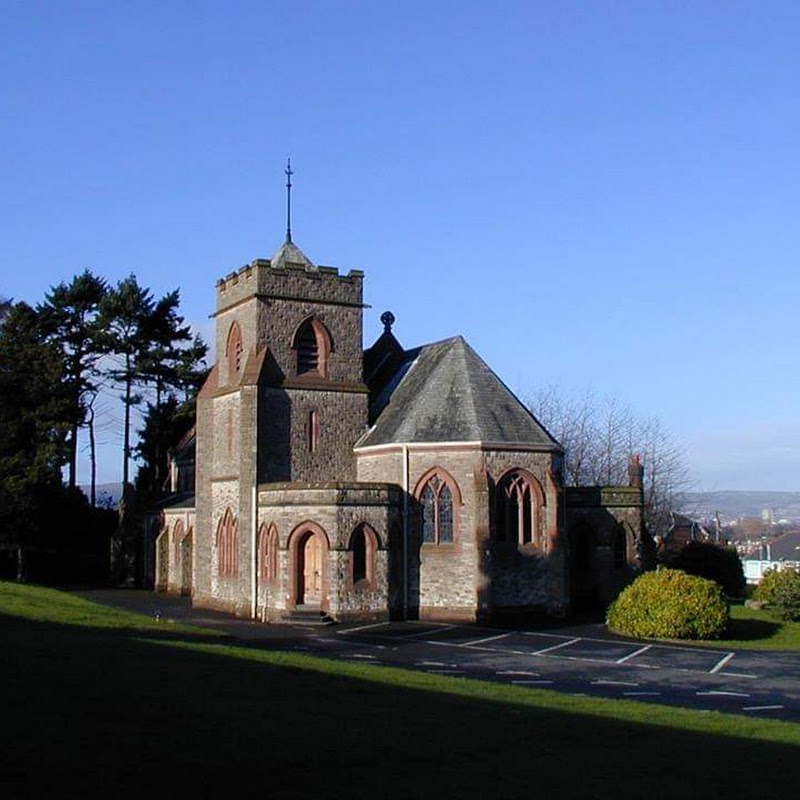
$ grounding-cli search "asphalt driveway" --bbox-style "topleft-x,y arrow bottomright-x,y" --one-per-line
78,589 -> 800,723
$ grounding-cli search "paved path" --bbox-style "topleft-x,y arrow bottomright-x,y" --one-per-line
79,589 -> 800,723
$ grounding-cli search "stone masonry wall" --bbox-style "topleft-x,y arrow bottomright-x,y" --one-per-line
256,483 -> 403,622
258,388 -> 366,483
159,508 -> 195,595
215,260 -> 364,387
355,445 -> 567,619
566,485 -> 648,606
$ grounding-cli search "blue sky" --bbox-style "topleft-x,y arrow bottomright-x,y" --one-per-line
2,0 -> 799,491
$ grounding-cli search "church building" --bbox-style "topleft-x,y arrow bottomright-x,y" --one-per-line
156,221 -> 651,622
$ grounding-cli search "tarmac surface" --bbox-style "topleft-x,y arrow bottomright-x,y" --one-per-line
79,588 -> 800,723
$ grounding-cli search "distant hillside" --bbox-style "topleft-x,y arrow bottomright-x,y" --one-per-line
679,491 -> 800,523
79,483 -> 123,508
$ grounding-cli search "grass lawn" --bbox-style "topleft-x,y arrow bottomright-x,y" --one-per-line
2,582 -> 799,798
718,604 -> 800,650
661,604 -> 800,651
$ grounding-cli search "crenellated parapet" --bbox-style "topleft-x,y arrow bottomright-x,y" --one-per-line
216,257 -> 364,314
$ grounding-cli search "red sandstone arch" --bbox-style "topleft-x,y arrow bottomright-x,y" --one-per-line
493,468 -> 545,546
225,321 -> 244,382
291,316 -> 333,377
287,522 -> 330,608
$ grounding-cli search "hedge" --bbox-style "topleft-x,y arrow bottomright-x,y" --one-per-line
607,569 -> 729,640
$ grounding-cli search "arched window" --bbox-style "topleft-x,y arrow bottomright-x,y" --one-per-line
415,470 -> 459,545
258,523 -> 279,583
349,523 -> 377,587
226,321 -> 244,380
293,317 -> 331,377
173,519 -> 185,564
613,527 -> 628,569
494,470 -> 543,546
216,508 -> 239,578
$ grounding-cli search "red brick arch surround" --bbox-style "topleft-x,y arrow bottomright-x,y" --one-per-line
287,521 -> 331,609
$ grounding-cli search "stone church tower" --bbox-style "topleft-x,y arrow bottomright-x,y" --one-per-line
188,234 -> 403,618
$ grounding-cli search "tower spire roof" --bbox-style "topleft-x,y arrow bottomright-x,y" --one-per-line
270,158 -> 316,270
284,157 -> 293,244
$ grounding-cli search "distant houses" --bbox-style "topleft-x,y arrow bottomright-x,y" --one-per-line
741,530 -> 800,584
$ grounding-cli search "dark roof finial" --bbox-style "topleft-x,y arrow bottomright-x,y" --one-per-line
380,311 -> 395,332
284,157 -> 293,244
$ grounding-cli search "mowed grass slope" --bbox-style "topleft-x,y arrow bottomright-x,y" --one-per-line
1,582 -> 798,799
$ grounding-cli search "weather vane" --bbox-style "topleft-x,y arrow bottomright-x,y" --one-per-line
285,157 -> 293,244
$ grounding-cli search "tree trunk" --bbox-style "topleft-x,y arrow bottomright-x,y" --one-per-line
122,354 -> 132,488
68,422 -> 78,490
16,544 -> 26,583
88,403 -> 97,506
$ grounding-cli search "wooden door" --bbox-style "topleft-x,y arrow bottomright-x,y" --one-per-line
302,534 -> 323,605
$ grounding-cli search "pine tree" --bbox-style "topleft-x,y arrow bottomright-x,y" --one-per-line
38,270 -> 108,492
0,302 -> 70,579
99,275 -> 155,488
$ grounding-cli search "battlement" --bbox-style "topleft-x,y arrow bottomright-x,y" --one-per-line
216,257 -> 364,312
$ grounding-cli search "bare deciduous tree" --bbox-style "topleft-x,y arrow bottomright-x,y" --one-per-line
529,386 -> 692,538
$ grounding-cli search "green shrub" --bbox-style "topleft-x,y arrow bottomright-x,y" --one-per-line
754,568 -> 800,621
661,541 -> 745,598
607,569 -> 729,640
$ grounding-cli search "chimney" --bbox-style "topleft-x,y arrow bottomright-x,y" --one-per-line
628,454 -> 644,488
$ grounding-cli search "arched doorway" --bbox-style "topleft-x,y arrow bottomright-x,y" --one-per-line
571,522 -> 599,613
291,524 -> 329,608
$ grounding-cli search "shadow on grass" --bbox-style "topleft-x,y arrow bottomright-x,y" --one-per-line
726,615 -> 782,641
1,610 -> 798,799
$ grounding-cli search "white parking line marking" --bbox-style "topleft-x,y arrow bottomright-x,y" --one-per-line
718,671 -> 758,679
532,637 -> 581,654
496,670 -> 538,676
709,652 -> 736,674
696,691 -> 750,698
417,661 -> 446,667
467,632 -> 512,646
512,680 -> 553,685
426,640 -> 526,655
742,705 -> 784,711
616,645 -> 651,664
318,637 -> 385,650
347,654 -> 377,659
338,622 -> 390,634
400,624 -> 456,639
592,679 -> 640,687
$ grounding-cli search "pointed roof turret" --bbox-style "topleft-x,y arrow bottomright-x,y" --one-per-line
268,157 -> 317,270
269,239 -> 317,271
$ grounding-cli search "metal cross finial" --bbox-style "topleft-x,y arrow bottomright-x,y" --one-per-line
285,158 -> 294,243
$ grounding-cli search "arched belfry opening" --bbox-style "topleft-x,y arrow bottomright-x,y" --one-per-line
292,317 -> 332,377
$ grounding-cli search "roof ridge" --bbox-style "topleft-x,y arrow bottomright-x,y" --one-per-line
450,338 -> 481,434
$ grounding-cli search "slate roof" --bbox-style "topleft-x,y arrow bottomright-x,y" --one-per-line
270,239 -> 317,271
357,336 -> 559,450
769,530 -> 800,561
157,492 -> 196,510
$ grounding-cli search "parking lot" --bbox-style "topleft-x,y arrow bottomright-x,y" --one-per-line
306,620 -> 800,721
82,590 -> 800,722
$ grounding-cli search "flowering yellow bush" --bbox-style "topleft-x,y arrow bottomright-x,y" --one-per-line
607,569 -> 729,640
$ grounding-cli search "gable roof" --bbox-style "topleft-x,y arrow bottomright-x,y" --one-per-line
356,336 -> 559,450
769,530 -> 800,561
